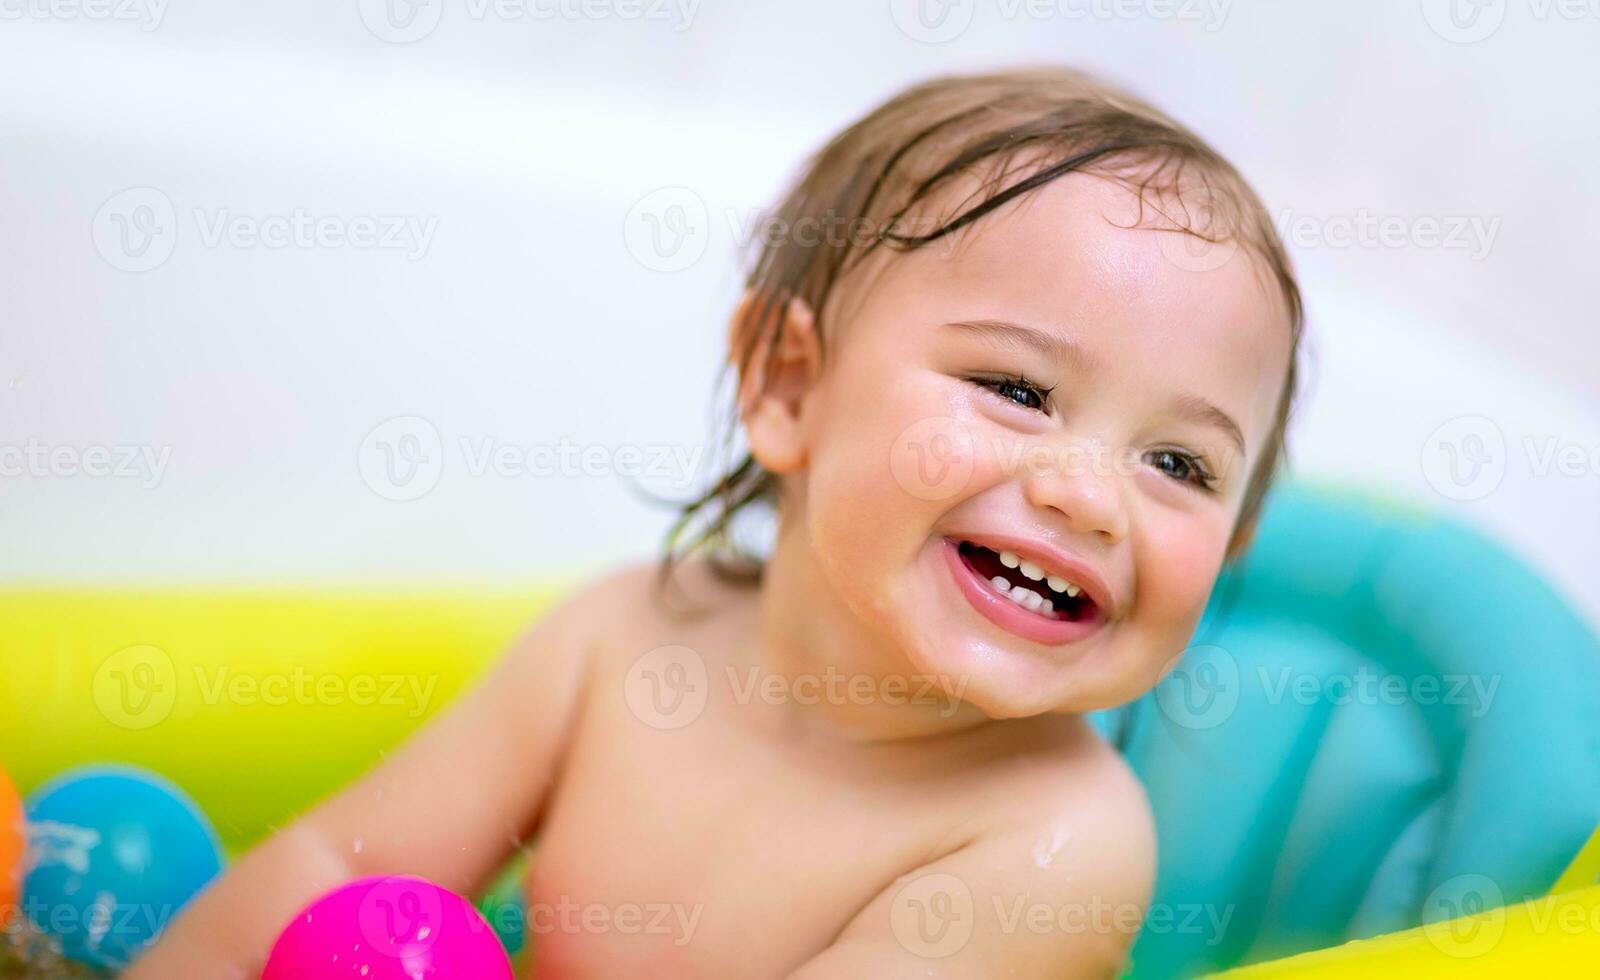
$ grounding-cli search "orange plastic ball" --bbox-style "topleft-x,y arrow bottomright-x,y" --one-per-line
0,763 -> 22,925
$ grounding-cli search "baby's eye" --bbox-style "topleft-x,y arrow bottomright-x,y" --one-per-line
1145,448 -> 1218,492
970,374 -> 1052,413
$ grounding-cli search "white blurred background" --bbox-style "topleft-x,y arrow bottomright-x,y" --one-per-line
1,0 -> 1596,627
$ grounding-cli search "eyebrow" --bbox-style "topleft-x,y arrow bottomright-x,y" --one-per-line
1171,393 -> 1246,458
942,319 -> 1098,373
944,318 -> 1246,458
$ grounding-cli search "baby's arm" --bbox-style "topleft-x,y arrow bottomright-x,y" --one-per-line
788,766 -> 1156,980
124,569 -> 629,980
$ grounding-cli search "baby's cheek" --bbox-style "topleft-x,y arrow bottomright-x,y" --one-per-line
1135,513 -> 1230,632
806,384 -> 949,571
843,376 -> 982,512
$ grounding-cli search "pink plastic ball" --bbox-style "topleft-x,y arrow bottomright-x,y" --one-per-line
262,875 -> 513,980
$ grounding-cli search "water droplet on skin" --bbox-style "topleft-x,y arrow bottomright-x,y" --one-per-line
1031,822 -> 1072,869
353,837 -> 364,854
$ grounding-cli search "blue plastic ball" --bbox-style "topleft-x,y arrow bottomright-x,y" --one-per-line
22,765 -> 224,969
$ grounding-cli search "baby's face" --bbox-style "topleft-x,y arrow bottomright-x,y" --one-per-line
796,174 -> 1292,717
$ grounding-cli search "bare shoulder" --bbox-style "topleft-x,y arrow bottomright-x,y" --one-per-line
950,735 -> 1157,975
796,719 -> 1155,978
979,718 -> 1156,900
520,553 -> 760,667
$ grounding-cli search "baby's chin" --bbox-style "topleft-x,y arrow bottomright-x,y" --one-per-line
901,626 -> 1120,718
882,585 -> 1131,720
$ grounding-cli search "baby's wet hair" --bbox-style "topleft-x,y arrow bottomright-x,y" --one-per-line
658,66 -> 1303,595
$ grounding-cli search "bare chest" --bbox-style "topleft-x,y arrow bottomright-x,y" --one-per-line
524,663 -> 982,978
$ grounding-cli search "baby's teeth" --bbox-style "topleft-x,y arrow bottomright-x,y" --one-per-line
1018,561 -> 1044,581
999,551 -> 1020,569
987,579 -> 1054,616
1046,574 -> 1082,598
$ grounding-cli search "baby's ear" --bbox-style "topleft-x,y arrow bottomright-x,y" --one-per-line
727,290 -> 822,476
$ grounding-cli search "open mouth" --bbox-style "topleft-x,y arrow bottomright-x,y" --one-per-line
941,536 -> 1107,646
955,540 -> 1099,622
